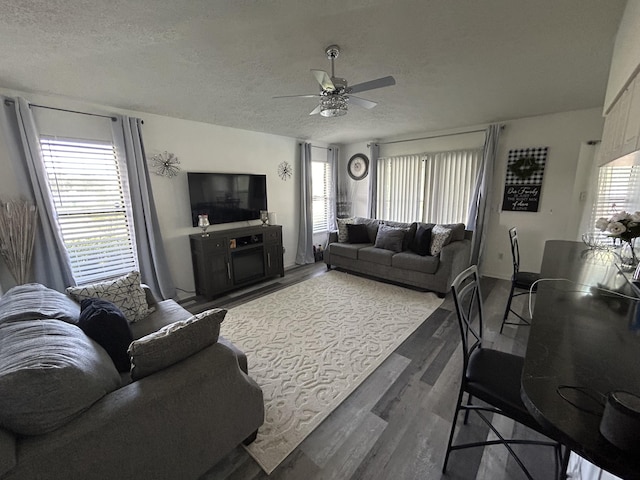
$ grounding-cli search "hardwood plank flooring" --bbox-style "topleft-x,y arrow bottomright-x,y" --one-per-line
190,263 -> 556,480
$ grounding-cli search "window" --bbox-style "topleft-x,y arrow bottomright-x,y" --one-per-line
588,162 -> 640,243
40,136 -> 138,285
377,148 -> 482,224
312,151 -> 334,233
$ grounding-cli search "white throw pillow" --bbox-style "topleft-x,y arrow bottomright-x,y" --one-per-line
336,218 -> 354,243
67,271 -> 153,323
430,225 -> 453,256
128,308 -> 226,380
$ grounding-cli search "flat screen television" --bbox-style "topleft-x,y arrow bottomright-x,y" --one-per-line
188,172 -> 267,226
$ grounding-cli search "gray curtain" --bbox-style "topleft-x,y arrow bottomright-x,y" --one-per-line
295,142 -> 315,264
467,124 -> 502,266
328,145 -> 339,231
367,142 -> 380,218
0,97 -> 75,292
112,116 -> 176,300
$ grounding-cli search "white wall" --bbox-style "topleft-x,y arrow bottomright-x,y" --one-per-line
483,109 -> 604,279
340,108 -> 605,280
0,89 -> 300,298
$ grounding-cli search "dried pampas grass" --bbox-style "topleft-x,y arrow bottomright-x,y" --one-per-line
0,198 -> 38,285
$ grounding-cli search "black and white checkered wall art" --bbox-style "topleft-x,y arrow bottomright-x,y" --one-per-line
502,147 -> 548,212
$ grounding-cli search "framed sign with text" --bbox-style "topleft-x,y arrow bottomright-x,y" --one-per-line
501,147 -> 548,212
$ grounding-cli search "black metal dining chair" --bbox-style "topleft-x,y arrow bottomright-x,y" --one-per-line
442,265 -> 562,480
500,227 -> 541,334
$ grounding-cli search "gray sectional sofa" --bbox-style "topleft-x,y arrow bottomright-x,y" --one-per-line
324,217 -> 472,297
0,282 -> 264,480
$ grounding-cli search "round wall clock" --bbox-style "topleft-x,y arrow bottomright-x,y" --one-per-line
347,153 -> 369,181
278,161 -> 292,181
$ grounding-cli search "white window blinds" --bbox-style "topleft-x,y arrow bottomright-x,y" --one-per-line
589,163 -> 640,243
40,136 -> 138,284
377,148 -> 482,224
312,154 -> 334,234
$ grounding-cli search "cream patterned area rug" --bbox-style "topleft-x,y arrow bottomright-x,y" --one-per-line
222,270 -> 444,474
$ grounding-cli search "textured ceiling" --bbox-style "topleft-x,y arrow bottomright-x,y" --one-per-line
0,0 -> 627,144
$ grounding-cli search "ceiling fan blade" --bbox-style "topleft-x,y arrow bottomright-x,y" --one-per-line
349,96 -> 377,109
309,104 -> 322,115
273,94 -> 320,99
311,69 -> 335,91
349,76 -> 396,94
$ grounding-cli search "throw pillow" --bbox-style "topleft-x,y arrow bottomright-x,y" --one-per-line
66,271 -> 153,323
0,319 -> 121,435
128,308 -> 226,381
354,217 -> 380,243
440,223 -> 466,242
336,218 -> 354,243
410,225 -> 433,256
0,283 -> 80,326
347,223 -> 370,244
78,298 -> 134,372
404,222 -> 418,251
430,225 -> 453,256
374,224 -> 406,253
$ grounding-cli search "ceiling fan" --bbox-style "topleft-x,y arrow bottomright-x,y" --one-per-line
274,45 -> 396,117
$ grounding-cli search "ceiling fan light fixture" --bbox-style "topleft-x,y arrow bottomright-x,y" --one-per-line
320,94 -> 348,117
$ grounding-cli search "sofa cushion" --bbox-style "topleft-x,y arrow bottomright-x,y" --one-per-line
374,224 -> 406,253
78,298 -> 134,372
430,225 -> 453,255
0,283 -> 80,326
354,217 -> 381,243
347,223 -> 370,244
130,299 -> 192,340
440,223 -> 466,242
358,246 -> 395,266
67,271 -> 153,323
392,251 -> 440,274
0,319 -> 121,435
410,224 -> 433,256
328,242 -> 366,260
336,218 -> 354,243
128,308 -> 226,381
381,220 -> 416,250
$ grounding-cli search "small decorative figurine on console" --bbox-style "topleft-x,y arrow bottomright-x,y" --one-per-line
198,214 -> 210,237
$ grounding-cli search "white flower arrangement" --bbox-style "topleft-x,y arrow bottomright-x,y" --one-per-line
595,210 -> 640,243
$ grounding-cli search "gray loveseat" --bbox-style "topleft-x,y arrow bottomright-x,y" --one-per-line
0,282 -> 264,480
324,217 -> 472,297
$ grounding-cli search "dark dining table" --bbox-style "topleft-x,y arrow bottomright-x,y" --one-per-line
521,240 -> 640,480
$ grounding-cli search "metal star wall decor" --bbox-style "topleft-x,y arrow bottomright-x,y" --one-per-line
150,151 -> 180,178
278,161 -> 292,181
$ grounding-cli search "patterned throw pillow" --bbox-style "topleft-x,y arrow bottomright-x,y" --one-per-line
128,308 -> 226,381
67,271 -> 153,323
430,225 -> 453,256
336,218 -> 354,243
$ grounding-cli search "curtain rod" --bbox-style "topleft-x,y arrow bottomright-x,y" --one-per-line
369,125 -> 504,147
4,99 -> 117,121
298,143 -> 333,150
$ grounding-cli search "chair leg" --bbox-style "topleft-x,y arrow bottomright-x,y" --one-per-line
442,386 -> 466,473
500,283 -> 516,334
463,394 -> 473,424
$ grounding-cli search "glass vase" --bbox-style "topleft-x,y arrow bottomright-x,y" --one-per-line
619,240 -> 638,271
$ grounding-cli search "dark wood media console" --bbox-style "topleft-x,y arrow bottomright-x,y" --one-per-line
190,225 -> 284,298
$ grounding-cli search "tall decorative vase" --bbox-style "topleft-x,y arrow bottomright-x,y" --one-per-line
619,240 -> 638,271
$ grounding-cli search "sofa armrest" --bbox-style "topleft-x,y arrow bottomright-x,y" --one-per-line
15,343 -> 264,480
141,284 -> 158,308
328,230 -> 338,244
0,427 -> 16,478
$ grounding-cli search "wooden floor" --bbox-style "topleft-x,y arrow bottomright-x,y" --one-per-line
184,263 -> 557,480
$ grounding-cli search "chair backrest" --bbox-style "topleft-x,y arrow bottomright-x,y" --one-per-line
508,227 -> 521,275
451,265 -> 484,373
